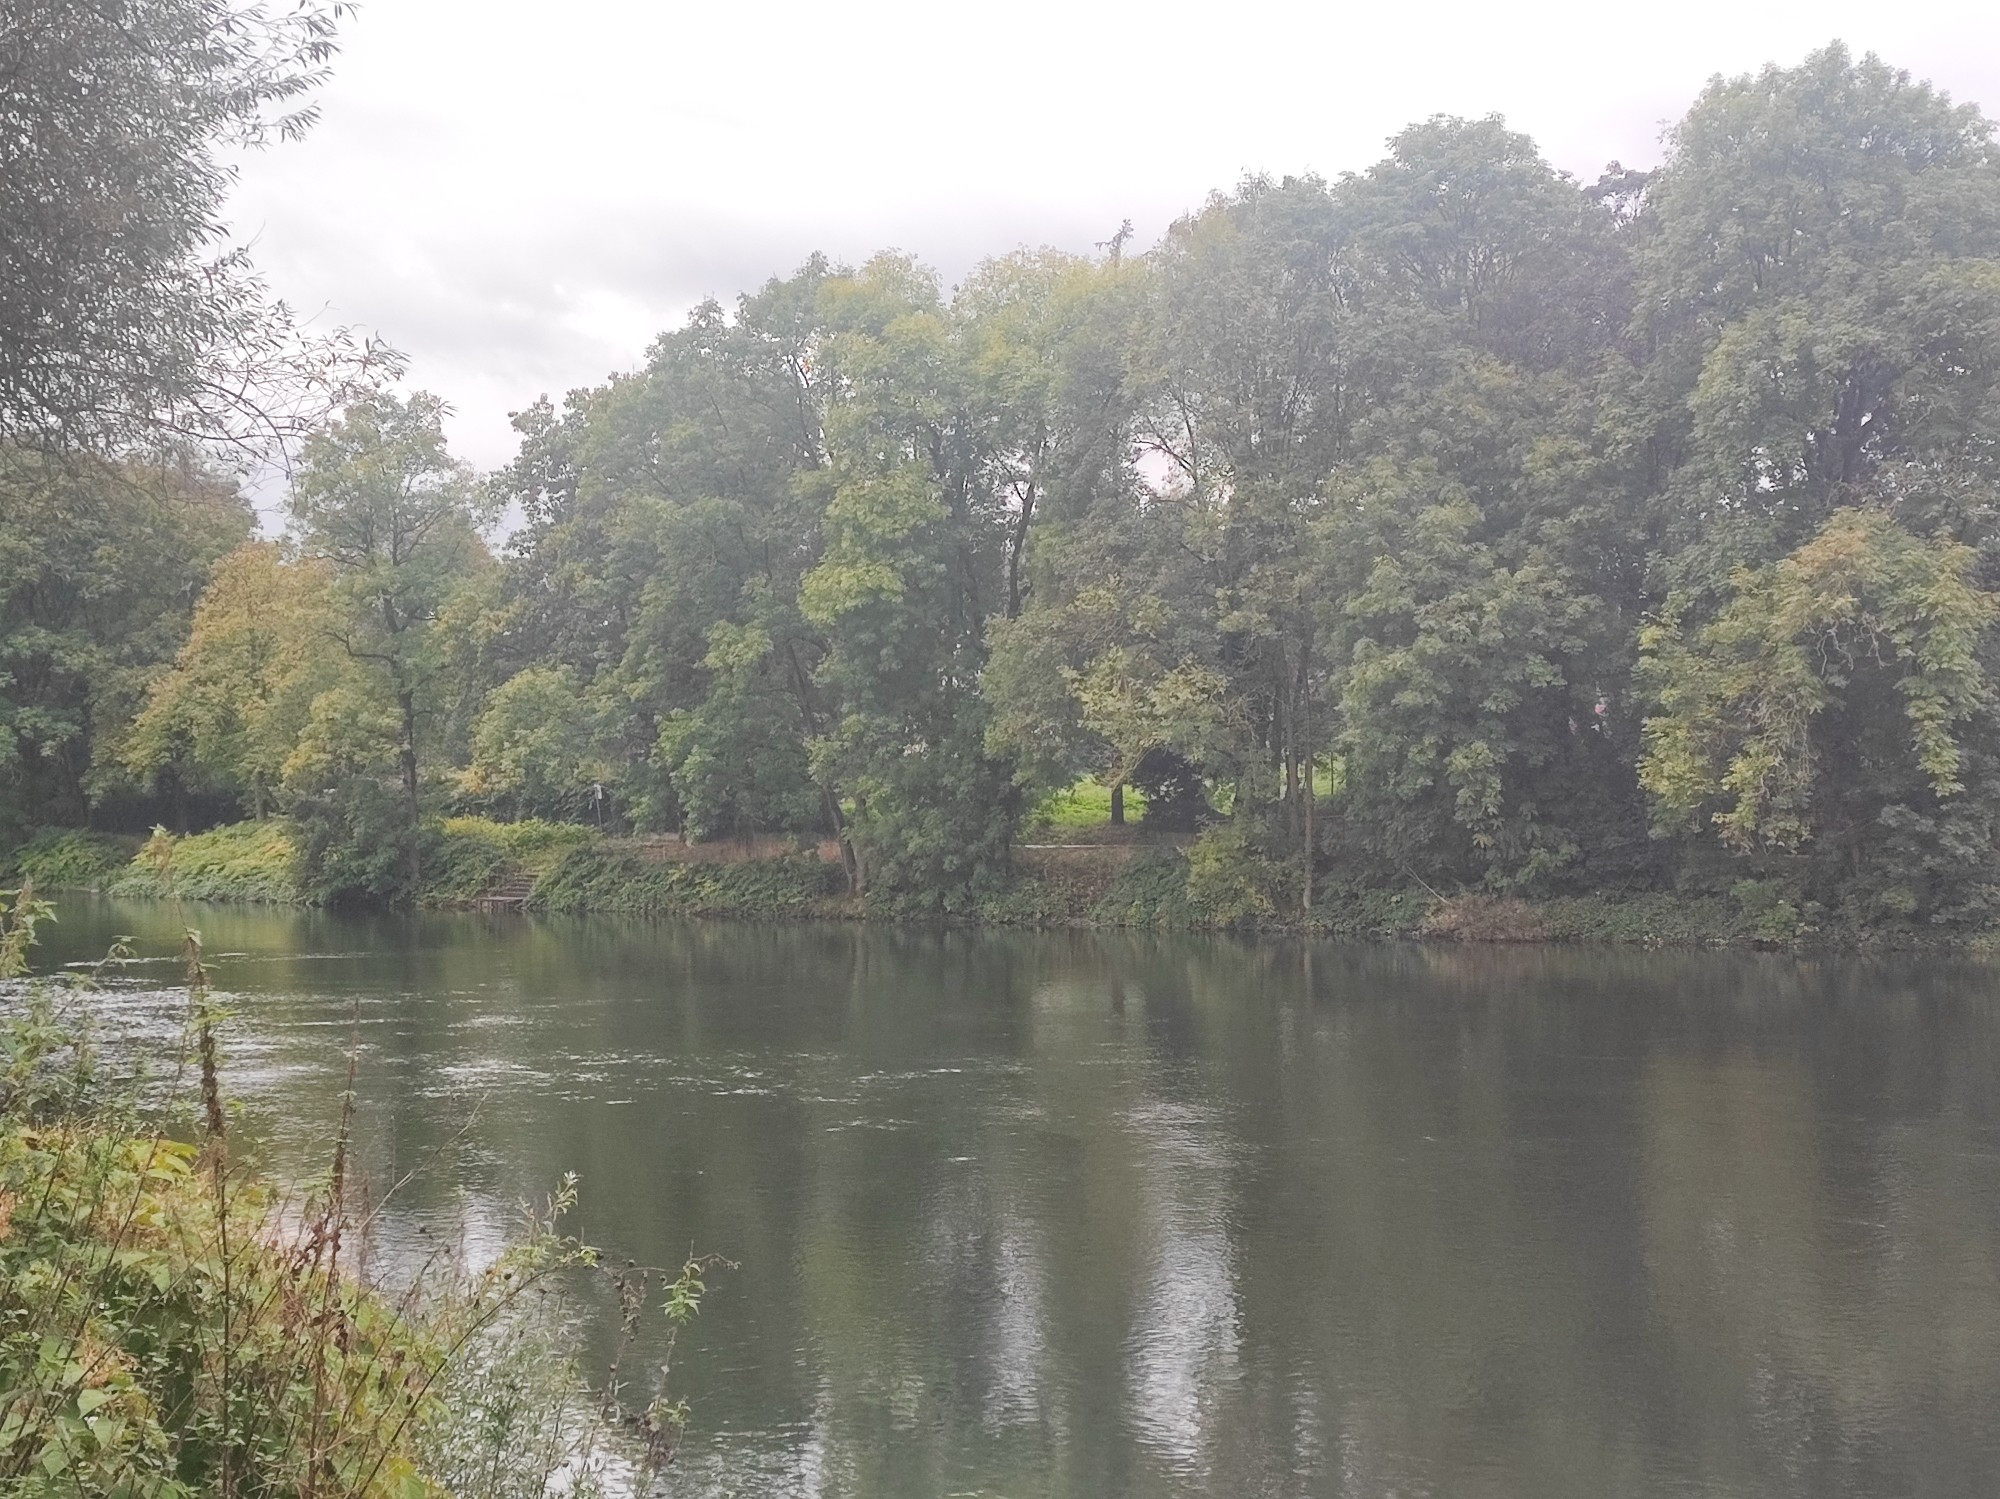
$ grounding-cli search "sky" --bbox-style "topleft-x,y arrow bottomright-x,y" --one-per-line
228,0 -> 2000,478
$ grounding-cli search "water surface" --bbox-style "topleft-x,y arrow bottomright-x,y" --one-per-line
32,896 -> 2000,1498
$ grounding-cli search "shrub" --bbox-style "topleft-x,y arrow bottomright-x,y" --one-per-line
106,822 -> 301,903
1732,877 -> 1807,941
1419,893 -> 1550,943
1182,822 -> 1285,927
532,843 -> 844,917
290,780 -> 421,906
1091,851 -> 1200,927
0,830 -> 134,889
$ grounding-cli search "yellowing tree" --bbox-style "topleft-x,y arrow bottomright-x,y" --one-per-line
1640,509 -> 1998,859
123,542 -> 337,817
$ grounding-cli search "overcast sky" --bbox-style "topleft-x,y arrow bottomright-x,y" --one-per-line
229,0 -> 2000,476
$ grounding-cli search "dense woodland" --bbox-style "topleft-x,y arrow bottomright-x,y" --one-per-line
8,43 -> 2000,928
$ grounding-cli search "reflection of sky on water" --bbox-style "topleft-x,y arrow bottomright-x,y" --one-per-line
1121,1099 -> 1241,1477
985,1227 -> 1049,1431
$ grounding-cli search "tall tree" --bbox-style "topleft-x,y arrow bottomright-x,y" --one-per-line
287,391 -> 493,882
0,0 -> 391,455
121,541 -> 337,821
0,454 -> 251,836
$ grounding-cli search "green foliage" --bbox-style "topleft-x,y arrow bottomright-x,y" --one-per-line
1642,510 -> 1997,844
0,0 -> 388,455
463,667 -> 611,822
1640,509 -> 2000,920
655,626 -> 824,842
121,542 -> 340,818
1090,852 -> 1203,928
0,454 -> 253,835
285,389 -> 499,891
25,37 -> 2000,938
420,817 -> 598,904
1182,822 -> 1288,927
1,831 -> 133,889
530,843 -> 845,917
1328,473 -> 1605,886
0,885 -> 54,983
106,821 -> 302,904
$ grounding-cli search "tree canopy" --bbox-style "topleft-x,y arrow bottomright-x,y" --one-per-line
0,0 -> 391,456
18,42 -> 2000,927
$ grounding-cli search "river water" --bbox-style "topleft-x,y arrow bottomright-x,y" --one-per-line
28,895 -> 2000,1497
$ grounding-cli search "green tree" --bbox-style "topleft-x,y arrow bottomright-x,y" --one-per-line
0,454 -> 252,836
1635,44 -> 2000,576
1640,508 -> 2000,917
0,0 -> 391,454
287,391 -> 494,885
463,666 -> 612,823
656,625 -> 824,842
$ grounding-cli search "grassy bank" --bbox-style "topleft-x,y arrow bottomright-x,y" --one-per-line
106,820 -> 300,903
531,841 -> 847,917
7,818 -> 850,921
6,816 -> 1980,948
988,850 -> 1955,948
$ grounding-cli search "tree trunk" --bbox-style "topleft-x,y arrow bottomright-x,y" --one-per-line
847,794 -> 869,896
781,636 -> 862,896
1110,782 -> 1125,826
397,686 -> 421,889
1302,694 -> 1315,915
1005,470 -> 1038,620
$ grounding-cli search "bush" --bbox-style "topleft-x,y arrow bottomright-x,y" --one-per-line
1091,850 -> 1199,927
1182,822 -> 1286,927
106,822 -> 302,903
1419,893 -> 1550,943
1732,877 -> 1808,942
289,779 -> 422,906
532,843 -> 845,917
0,830 -> 134,889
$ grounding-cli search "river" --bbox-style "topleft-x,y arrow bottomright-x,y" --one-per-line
28,895 -> 2000,1497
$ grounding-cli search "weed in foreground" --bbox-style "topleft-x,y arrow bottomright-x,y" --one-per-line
0,883 -> 722,1497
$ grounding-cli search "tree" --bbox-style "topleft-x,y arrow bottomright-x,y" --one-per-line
655,625 -> 824,842
1640,508 -> 2000,916
0,453 -> 252,836
122,541 -> 337,819
1634,44 -> 2000,577
1325,469 -> 1605,886
463,666 -> 614,823
287,391 -> 494,883
0,0 -> 392,456
491,261 -> 844,847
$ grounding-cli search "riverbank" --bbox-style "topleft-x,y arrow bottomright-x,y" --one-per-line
6,818 -> 1986,950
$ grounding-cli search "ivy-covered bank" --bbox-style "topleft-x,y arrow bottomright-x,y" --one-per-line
3,819 -> 1984,949
0,821 -> 851,921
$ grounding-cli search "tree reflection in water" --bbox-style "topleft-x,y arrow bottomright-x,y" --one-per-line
33,897 -> 2000,1498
